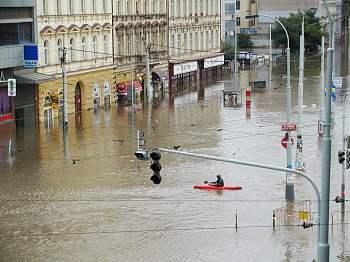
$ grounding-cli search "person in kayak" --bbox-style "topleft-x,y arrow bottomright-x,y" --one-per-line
209,174 -> 224,187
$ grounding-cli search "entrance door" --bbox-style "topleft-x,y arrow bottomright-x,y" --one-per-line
75,83 -> 82,114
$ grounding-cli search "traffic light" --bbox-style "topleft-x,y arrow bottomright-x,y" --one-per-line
338,150 -> 345,164
134,149 -> 149,161
335,196 -> 345,203
346,150 -> 350,169
150,151 -> 162,184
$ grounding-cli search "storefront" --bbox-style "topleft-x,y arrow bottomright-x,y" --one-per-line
37,68 -> 113,122
0,85 -> 12,122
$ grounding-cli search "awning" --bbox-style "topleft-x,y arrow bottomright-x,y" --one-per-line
14,71 -> 56,84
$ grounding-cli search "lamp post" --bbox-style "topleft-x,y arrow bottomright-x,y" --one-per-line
319,1 -> 333,261
246,14 -> 294,201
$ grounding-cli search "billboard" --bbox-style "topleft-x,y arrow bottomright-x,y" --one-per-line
24,44 -> 39,68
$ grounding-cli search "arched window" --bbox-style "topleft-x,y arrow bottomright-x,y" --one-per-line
103,35 -> 108,60
69,38 -> 74,61
57,39 -> 62,63
93,36 -> 97,60
43,40 -> 49,65
82,37 -> 86,60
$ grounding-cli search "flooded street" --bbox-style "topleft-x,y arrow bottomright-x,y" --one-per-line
0,54 -> 350,261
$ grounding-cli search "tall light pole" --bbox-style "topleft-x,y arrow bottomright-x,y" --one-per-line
246,14 -> 294,201
320,0 -> 333,261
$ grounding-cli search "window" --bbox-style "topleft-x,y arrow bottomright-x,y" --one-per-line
170,35 -> 175,55
127,34 -> 131,62
194,0 -> 197,14
225,3 -> 235,16
44,40 -> 49,65
189,0 -> 192,15
93,36 -> 97,60
57,0 -> 61,14
82,37 -> 86,60
170,0 -> 174,17
81,0 -> 85,13
104,35 -> 108,56
194,32 -> 198,49
177,1 -> 180,16
152,0 -> 156,13
236,0 -> 240,10
103,0 -> 107,13
136,0 -> 139,14
116,1 -> 120,15
57,39 -> 62,63
177,34 -> 181,54
43,0 -> 48,14
69,38 -> 74,61
0,23 -> 33,45
236,17 -> 241,26
117,35 -> 122,56
69,0 -> 73,14
93,0 -> 96,13
127,0 -> 130,14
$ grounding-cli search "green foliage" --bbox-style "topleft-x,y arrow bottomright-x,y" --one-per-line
272,9 -> 323,52
238,34 -> 253,49
223,40 -> 235,56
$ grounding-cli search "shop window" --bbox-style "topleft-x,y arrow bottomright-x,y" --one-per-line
0,87 -> 12,115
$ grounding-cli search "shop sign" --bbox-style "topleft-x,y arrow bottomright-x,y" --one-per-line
93,83 -> 100,99
174,61 -> 198,76
240,28 -> 257,34
104,81 -> 110,96
43,92 -> 53,108
204,55 -> 224,69
24,45 -> 39,68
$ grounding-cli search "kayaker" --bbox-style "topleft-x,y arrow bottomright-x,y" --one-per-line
209,174 -> 224,187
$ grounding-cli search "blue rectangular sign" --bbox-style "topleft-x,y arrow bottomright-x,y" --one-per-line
24,45 -> 38,68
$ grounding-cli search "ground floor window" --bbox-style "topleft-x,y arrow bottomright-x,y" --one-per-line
0,87 -> 11,115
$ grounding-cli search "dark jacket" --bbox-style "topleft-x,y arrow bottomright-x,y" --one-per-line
216,177 -> 224,187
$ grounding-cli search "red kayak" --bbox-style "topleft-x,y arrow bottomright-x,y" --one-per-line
193,185 -> 242,191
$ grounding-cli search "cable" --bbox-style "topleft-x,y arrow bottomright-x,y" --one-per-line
0,222 -> 348,239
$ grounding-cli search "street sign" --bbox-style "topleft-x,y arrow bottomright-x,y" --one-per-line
7,79 -> 16,96
281,137 -> 294,149
333,77 -> 343,88
281,137 -> 288,149
281,122 -> 297,131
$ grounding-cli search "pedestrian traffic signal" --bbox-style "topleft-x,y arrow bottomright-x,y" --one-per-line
346,150 -> 350,169
338,150 -> 345,164
150,151 -> 162,184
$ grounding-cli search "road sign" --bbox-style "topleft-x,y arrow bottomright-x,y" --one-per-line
281,137 -> 288,149
281,122 -> 297,131
333,77 -> 343,88
281,137 -> 294,149
7,79 -> 16,96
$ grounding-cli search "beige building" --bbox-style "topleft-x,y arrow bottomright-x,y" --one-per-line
36,0 -> 114,122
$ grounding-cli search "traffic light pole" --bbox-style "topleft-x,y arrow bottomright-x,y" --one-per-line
157,147 -> 321,261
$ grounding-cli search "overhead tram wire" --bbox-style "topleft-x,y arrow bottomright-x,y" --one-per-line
0,222 -> 349,239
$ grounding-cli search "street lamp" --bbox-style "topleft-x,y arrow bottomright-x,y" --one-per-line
246,14 -> 294,202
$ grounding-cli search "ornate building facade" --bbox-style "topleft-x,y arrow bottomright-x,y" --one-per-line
113,0 -> 168,95
36,0 -> 114,122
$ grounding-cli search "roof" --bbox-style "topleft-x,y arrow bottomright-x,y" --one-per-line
14,70 -> 55,84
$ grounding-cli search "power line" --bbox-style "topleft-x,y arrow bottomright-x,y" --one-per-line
0,222 -> 348,239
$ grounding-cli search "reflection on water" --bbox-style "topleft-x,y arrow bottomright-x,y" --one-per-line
0,53 -> 349,261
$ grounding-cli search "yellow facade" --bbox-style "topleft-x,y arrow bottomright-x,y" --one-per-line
37,68 -> 114,122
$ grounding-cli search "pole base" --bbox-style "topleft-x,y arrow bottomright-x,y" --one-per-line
285,183 -> 295,201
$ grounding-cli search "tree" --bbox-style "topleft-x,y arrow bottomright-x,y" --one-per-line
272,9 -> 323,53
238,34 -> 253,50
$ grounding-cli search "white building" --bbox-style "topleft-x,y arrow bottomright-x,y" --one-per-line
112,0 -> 168,94
36,0 -> 114,122
168,0 -> 221,59
167,0 -> 223,100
